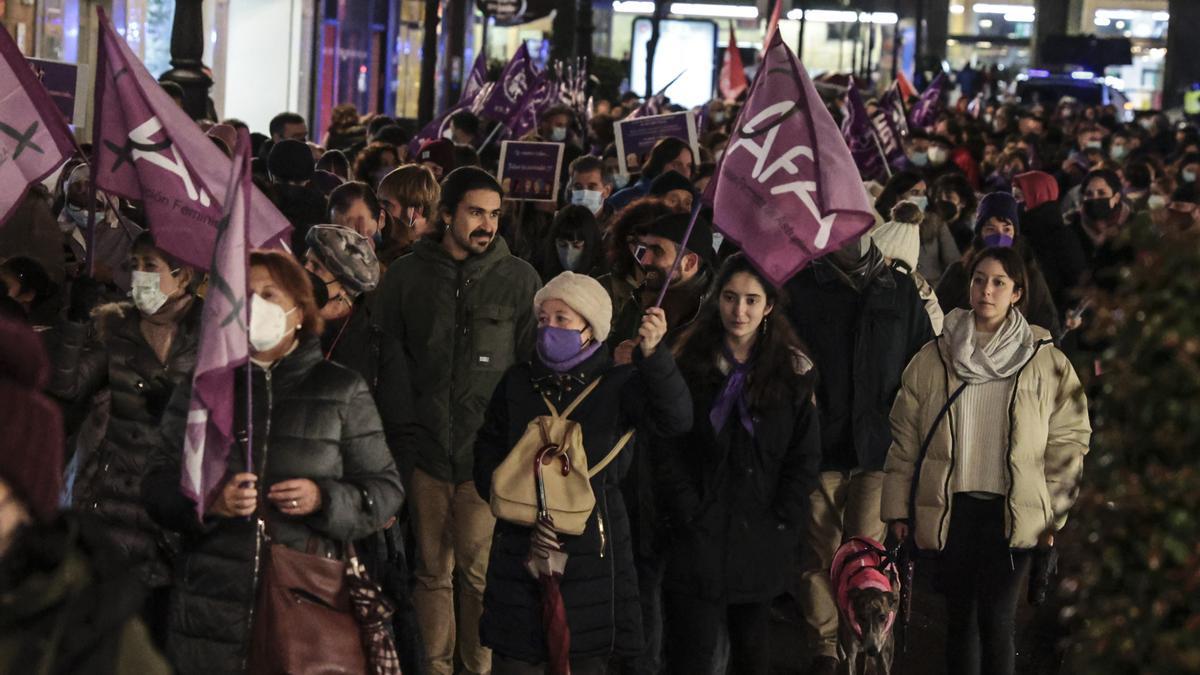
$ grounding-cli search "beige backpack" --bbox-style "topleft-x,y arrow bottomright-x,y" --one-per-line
490,377 -> 635,536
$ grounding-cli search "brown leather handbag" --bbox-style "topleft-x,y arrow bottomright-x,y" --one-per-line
247,539 -> 368,674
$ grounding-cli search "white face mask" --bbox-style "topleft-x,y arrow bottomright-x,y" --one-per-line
130,270 -> 175,315
1147,194 -> 1168,210
549,126 -> 567,142
570,189 -> 603,214
249,293 -> 297,353
611,173 -> 630,190
928,146 -> 949,166
62,203 -> 89,231
556,242 -> 584,271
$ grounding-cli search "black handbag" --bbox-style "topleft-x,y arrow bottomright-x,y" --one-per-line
1027,545 -> 1059,606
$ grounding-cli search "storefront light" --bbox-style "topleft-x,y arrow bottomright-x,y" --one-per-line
950,4 -> 965,14
973,4 -> 1035,19
784,9 -> 898,24
1004,13 -> 1033,23
611,1 -> 758,18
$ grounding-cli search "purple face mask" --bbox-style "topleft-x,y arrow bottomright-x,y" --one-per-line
536,325 -> 598,373
982,233 -> 1014,248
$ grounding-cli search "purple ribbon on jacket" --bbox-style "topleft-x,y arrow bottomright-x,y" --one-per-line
709,348 -> 755,438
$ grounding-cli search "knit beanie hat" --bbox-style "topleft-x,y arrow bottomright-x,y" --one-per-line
0,316 -> 63,523
869,199 -> 923,270
305,225 -> 380,297
649,170 -> 695,198
418,138 -> 456,177
268,139 -> 316,182
645,212 -> 714,263
533,271 -> 613,342
975,192 -> 1021,234
1012,170 -> 1059,210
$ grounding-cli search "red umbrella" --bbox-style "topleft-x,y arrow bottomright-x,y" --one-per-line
525,445 -> 572,675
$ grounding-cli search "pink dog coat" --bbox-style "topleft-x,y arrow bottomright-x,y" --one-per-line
831,536 -> 897,639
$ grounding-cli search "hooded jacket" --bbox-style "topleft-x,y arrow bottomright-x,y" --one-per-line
1013,171 -> 1089,311
374,236 -> 541,484
49,299 -> 202,588
881,309 -> 1091,551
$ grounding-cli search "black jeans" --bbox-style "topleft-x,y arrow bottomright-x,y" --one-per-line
663,593 -> 770,675
940,493 -> 1032,675
622,554 -> 665,675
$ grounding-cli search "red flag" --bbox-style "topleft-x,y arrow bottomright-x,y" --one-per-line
762,0 -> 782,53
707,31 -> 876,287
719,22 -> 748,102
0,25 -> 78,226
896,71 -> 917,101
92,7 -> 290,271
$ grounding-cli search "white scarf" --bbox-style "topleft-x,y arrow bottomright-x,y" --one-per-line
942,308 -> 1036,384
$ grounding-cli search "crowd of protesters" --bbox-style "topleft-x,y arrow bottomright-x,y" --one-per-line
19,65 -> 1200,675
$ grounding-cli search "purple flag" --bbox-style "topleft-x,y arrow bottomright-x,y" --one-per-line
707,32 -> 876,287
92,8 -> 290,271
508,73 -> 552,139
0,25 -> 78,226
842,80 -> 886,182
626,70 -> 685,121
407,53 -> 494,156
878,80 -> 910,139
478,43 -> 536,122
908,72 -> 947,130
181,128 -> 253,519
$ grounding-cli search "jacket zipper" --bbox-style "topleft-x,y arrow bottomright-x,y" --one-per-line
449,270 -> 462,473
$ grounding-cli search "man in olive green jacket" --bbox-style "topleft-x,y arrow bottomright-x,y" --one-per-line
375,166 -> 540,675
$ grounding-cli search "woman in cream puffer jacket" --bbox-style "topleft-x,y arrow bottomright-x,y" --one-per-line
880,246 -> 1090,675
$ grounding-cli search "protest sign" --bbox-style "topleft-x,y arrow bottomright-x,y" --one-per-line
497,140 -> 564,202
613,110 -> 698,176
27,58 -> 88,125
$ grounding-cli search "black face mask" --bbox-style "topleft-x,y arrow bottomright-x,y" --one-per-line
933,199 -> 960,222
1083,198 -> 1115,221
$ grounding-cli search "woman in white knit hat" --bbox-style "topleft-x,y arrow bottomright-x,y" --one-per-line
474,271 -> 693,675
871,199 -> 945,335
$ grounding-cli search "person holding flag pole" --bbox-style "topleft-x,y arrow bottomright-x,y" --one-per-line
142,129 -> 403,674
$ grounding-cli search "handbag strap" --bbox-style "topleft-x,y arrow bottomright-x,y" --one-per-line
586,428 -> 636,478
907,379 -> 969,525
542,376 -> 604,420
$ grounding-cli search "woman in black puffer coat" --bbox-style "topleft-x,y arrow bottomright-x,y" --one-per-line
141,251 -> 403,675
48,232 -> 201,638
659,254 -> 822,675
474,271 -> 692,675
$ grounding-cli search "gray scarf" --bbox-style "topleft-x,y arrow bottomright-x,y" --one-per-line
942,308 -> 1035,384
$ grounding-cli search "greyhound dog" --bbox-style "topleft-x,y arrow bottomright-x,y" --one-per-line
831,537 -> 900,675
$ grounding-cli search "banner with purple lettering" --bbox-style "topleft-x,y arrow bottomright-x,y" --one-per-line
842,80 -> 887,182
613,110 -> 698,177
707,32 -> 875,287
908,72 -> 947,130
181,127 -> 252,519
92,8 -> 290,270
0,25 -> 78,226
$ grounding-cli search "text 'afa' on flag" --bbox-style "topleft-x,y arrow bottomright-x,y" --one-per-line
91,7 -> 290,271
0,25 -> 77,226
181,128 -> 254,520
705,30 -> 876,288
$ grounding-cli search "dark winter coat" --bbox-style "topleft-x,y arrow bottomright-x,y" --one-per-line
374,237 -> 541,484
0,514 -> 171,675
936,250 -> 1064,340
473,345 -> 693,663
1019,202 -> 1089,312
785,258 -> 934,471
321,295 -> 417,475
48,299 -> 202,588
141,337 -> 403,675
659,352 -> 822,603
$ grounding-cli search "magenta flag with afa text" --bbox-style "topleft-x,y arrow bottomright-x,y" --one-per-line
92,8 -> 290,271
181,128 -> 253,519
707,31 -> 876,287
0,24 -> 78,226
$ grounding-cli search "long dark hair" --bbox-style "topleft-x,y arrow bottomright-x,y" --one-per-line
539,205 -> 603,281
674,254 -> 813,412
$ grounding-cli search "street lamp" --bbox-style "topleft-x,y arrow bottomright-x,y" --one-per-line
158,0 -> 213,120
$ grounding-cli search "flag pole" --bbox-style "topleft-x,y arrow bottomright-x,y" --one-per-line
652,198 -> 704,309
478,121 -> 507,153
